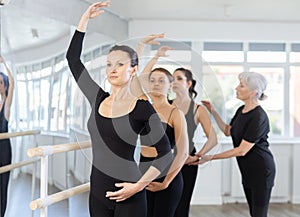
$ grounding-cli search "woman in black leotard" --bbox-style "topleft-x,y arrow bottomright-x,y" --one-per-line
199,72 -> 276,217
66,2 -> 172,217
0,55 -> 14,217
138,66 -> 188,217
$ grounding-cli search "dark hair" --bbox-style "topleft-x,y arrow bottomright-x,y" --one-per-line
0,72 -> 9,97
109,45 -> 138,67
174,67 -> 197,99
150,67 -> 174,83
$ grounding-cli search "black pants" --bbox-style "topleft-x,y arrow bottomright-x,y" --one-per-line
243,186 -> 272,217
89,190 -> 147,217
146,172 -> 183,217
174,164 -> 198,217
0,141 -> 11,217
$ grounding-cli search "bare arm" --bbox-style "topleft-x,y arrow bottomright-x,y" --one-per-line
195,105 -> 218,157
201,100 -> 231,136
138,45 -> 173,94
0,55 -> 14,121
197,139 -> 255,165
147,109 -> 188,191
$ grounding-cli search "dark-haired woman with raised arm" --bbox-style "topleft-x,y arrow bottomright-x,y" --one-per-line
0,55 -> 14,217
66,2 -> 172,216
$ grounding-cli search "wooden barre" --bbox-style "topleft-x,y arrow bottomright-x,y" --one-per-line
0,159 -> 38,174
30,183 -> 90,210
0,130 -> 41,140
27,140 -> 91,157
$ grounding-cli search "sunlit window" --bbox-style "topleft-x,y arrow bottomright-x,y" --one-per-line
290,66 -> 300,137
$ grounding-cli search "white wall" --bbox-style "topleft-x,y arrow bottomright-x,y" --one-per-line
129,20 -> 300,42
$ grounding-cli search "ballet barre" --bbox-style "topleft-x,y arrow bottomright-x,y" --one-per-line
0,159 -> 38,174
27,140 -> 92,217
0,129 -> 41,217
27,140 -> 91,157
0,129 -> 41,140
30,182 -> 90,210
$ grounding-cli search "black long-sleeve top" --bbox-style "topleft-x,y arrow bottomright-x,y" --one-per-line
66,30 -> 172,207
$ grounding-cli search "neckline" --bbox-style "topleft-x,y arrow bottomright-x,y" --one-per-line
98,99 -> 143,119
241,105 -> 260,114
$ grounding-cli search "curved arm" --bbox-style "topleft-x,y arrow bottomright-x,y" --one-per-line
0,55 -> 14,121
201,100 -> 231,136
138,45 -> 172,94
162,109 -> 188,187
136,33 -> 164,58
212,139 -> 254,160
195,139 -> 255,165
77,1 -> 110,33
195,105 -> 218,157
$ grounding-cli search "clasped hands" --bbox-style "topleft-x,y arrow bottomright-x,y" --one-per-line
185,154 -> 213,166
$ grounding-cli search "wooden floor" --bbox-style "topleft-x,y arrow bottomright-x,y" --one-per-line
190,203 -> 300,217
5,173 -> 300,217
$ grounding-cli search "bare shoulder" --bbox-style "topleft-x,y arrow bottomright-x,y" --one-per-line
138,94 -> 150,101
170,106 -> 185,120
194,103 -> 209,115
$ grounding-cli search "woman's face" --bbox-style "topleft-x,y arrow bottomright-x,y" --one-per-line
172,70 -> 190,94
0,75 -> 6,95
235,79 -> 255,101
106,50 -> 136,87
149,70 -> 171,97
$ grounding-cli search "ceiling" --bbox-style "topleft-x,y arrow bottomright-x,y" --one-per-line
1,0 -> 300,56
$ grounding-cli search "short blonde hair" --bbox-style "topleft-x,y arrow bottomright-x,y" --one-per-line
238,72 -> 267,100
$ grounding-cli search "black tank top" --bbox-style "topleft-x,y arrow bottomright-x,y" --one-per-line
169,100 -> 198,155
0,101 -> 8,133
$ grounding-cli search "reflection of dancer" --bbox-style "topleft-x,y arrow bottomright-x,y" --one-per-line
138,64 -> 189,216
0,55 -> 14,217
200,72 -> 276,217
171,68 -> 218,217
66,2 -> 172,217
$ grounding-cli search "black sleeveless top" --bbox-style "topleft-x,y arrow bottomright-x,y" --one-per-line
170,100 -> 198,155
0,101 -> 8,134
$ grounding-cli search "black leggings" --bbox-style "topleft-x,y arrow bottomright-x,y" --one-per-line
243,186 -> 272,217
89,190 -> 147,217
146,172 -> 183,217
174,164 -> 198,217
0,142 -> 11,217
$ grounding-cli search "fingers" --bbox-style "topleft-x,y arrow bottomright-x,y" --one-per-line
142,33 -> 165,45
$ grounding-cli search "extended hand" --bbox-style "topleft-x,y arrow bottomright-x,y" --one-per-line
189,154 -> 212,165
84,1 -> 110,19
146,181 -> 168,192
106,182 -> 143,202
155,46 -> 173,58
185,155 -> 199,165
201,100 -> 214,113
140,33 -> 165,45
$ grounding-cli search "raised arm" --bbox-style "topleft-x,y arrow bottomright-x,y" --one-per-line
138,44 -> 172,94
66,1 -> 109,104
0,55 -> 14,121
201,100 -> 231,136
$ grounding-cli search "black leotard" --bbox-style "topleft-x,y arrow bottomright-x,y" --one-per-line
0,102 -> 11,217
66,30 -> 172,211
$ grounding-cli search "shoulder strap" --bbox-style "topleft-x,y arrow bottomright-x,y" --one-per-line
167,107 -> 177,124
